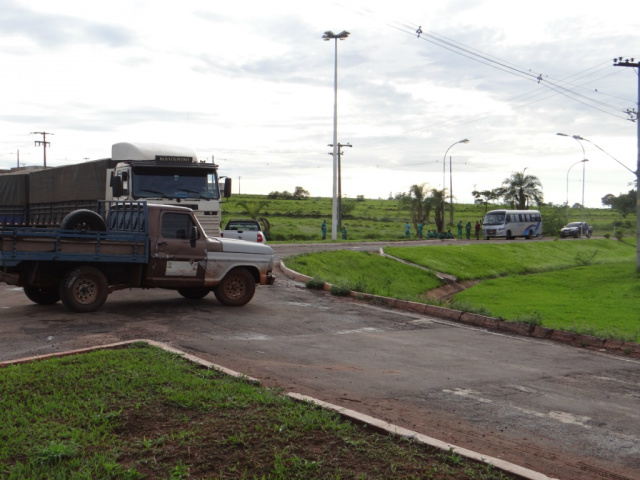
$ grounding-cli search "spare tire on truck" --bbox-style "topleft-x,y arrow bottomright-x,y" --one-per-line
60,209 -> 106,231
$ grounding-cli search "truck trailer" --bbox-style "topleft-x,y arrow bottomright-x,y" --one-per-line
0,142 -> 231,236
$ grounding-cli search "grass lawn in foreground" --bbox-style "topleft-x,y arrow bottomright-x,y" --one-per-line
0,344 -> 513,480
454,262 -> 640,342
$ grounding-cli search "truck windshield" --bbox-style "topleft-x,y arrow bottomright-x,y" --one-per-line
131,167 -> 219,200
483,212 -> 506,226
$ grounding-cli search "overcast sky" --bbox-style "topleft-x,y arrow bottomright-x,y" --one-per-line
1,0 -> 638,208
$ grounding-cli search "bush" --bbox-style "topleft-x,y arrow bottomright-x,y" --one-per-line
305,278 -> 326,290
330,285 -> 351,296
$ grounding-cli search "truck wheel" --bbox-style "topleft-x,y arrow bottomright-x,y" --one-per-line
60,210 -> 106,231
213,268 -> 256,306
59,266 -> 109,312
23,286 -> 60,305
177,288 -> 211,299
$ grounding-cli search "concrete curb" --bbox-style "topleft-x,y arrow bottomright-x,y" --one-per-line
279,260 -> 640,358
288,393 -> 557,480
1,340 -> 555,480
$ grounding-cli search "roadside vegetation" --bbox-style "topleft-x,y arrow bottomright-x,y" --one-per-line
222,193 -> 636,242
0,343 -> 514,480
285,240 -> 639,342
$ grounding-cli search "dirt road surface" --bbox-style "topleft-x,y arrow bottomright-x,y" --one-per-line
1,240 -> 638,479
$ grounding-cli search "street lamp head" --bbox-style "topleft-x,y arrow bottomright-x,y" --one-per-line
572,135 -> 585,140
460,139 -> 470,144
556,132 -> 568,137
322,30 -> 350,40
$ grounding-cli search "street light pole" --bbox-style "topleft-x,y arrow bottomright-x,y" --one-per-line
557,133 -> 588,224
613,57 -> 640,270
443,139 -> 469,229
323,30 -> 350,241
565,159 -> 589,222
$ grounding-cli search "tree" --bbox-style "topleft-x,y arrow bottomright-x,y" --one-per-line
601,189 -> 637,218
472,189 -> 502,213
293,186 -> 310,200
399,184 -> 441,235
236,200 -> 270,237
499,172 -> 543,209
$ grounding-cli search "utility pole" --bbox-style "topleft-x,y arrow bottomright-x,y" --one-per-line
328,142 -> 352,229
613,57 -> 640,270
30,131 -> 53,168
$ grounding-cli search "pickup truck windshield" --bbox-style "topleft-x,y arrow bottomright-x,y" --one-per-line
131,167 -> 219,200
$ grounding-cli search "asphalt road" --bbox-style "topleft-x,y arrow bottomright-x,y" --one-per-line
1,240 -> 638,479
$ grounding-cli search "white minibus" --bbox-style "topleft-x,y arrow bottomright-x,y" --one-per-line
481,209 -> 542,240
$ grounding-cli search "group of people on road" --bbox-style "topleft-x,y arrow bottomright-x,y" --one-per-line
321,220 -> 347,240
405,220 -> 483,240
320,219 -> 483,241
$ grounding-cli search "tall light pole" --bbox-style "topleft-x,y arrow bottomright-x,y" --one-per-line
557,133 -> 587,224
443,139 -> 469,228
323,30 -> 350,240
565,159 -> 588,222
613,57 -> 640,270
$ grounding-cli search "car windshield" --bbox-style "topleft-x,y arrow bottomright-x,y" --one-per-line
482,212 -> 505,226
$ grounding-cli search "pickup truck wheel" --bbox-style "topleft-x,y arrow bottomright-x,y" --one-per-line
59,266 -> 109,312
177,288 -> 211,299
60,210 -> 106,231
213,268 -> 256,306
23,286 -> 60,305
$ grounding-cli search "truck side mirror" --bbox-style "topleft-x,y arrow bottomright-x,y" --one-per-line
190,225 -> 198,247
111,175 -> 123,197
224,177 -> 232,198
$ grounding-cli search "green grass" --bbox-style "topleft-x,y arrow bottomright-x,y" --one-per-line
285,250 -> 443,300
222,194 -> 636,243
386,239 -> 635,281
286,241 -> 639,342
0,343 -> 513,480
455,262 -> 640,342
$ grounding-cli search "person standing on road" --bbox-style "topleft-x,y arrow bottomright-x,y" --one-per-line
342,226 -> 348,240
321,220 -> 327,240
475,221 -> 481,240
457,221 -> 463,239
418,222 -> 424,238
465,221 -> 471,239
405,222 -> 411,238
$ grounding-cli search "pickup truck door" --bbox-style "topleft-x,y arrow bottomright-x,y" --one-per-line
147,211 -> 207,286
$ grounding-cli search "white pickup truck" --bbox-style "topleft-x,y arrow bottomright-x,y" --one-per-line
220,219 -> 266,243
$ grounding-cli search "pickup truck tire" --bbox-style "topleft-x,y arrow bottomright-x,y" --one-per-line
60,210 -> 107,232
23,286 -> 60,305
177,288 -> 211,299
213,267 -> 256,306
59,266 -> 109,313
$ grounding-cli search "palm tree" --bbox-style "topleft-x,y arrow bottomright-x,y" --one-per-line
500,172 -> 543,209
401,184 -> 441,235
236,200 -> 270,237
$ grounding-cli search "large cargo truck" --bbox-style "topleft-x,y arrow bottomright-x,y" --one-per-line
0,142 -> 231,236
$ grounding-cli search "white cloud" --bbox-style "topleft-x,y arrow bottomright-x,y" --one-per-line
0,0 -> 637,208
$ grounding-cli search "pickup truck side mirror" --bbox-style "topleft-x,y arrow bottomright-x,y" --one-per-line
190,225 -> 198,247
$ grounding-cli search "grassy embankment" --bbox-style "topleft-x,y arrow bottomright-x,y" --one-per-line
285,239 -> 639,342
0,343 -> 513,480
222,194 -> 635,242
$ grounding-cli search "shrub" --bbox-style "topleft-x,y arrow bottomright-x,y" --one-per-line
516,311 -> 544,326
330,285 -> 351,296
305,278 -> 326,290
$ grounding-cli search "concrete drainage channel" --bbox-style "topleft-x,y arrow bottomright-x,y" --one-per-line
0,339 -> 556,480
279,260 -> 640,360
